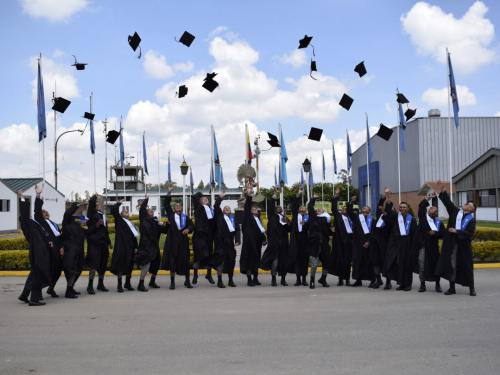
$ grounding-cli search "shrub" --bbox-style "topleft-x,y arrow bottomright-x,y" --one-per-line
473,228 -> 500,242
472,241 -> 500,261
0,237 -> 29,251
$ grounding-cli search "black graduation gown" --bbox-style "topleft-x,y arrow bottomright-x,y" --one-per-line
84,195 -> 111,272
368,197 -> 393,271
382,203 -> 418,286
329,196 -> 353,280
209,196 -> 241,271
109,202 -> 139,275
61,204 -> 99,280
160,194 -> 194,276
435,190 -> 476,287
260,197 -> 291,275
34,197 -> 63,285
19,199 -> 54,290
192,192 -> 215,267
133,198 -> 169,266
348,203 -> 375,281
240,195 -> 266,274
287,195 -> 309,276
412,199 -> 445,282
307,197 -> 332,268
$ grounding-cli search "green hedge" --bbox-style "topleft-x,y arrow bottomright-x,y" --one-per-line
473,227 -> 500,242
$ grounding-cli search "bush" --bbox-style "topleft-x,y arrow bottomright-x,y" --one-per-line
473,228 -> 500,242
472,241 -> 500,261
0,237 -> 29,250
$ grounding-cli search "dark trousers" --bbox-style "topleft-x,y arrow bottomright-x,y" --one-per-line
21,272 -> 42,302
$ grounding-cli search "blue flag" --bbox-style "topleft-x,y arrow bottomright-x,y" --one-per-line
332,141 -> 337,175
300,168 -> 305,188
90,118 -> 95,155
309,164 -> 314,194
220,167 -> 226,189
322,150 -> 326,181
167,152 -> 171,182
190,167 -> 194,194
37,59 -> 46,143
213,130 -> 221,185
119,119 -> 124,168
280,128 -> 288,185
448,53 -> 460,128
347,131 -> 352,172
142,132 -> 148,175
366,116 -> 372,163
398,102 -> 406,152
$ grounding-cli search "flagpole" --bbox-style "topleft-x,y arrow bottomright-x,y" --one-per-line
279,123 -> 284,208
211,125 -> 215,205
91,92 -> 96,194
121,116 -> 125,208
103,116 -> 108,214
346,131 -> 350,202
446,48 -> 453,201
40,54 -> 46,201
245,123 -> 248,165
157,142 -> 161,219
321,150 -> 324,209
143,132 -> 147,196
396,90 -> 401,205
366,112 -> 370,209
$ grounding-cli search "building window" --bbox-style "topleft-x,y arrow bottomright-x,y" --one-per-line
479,189 -> 496,207
0,200 -> 10,212
459,191 -> 473,206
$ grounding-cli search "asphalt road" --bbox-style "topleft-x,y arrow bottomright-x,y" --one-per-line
1,270 -> 499,375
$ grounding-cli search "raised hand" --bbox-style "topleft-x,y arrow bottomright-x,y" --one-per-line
145,193 -> 149,199
119,199 -> 124,204
351,196 -> 357,202
313,193 -> 319,198
17,190 -> 24,199
335,187 -> 340,196
246,184 -> 253,195
436,180 -> 445,192
275,187 -> 280,195
298,187 -> 304,194
221,190 -> 226,198
168,184 -> 174,192
429,192 -> 437,199
35,185 -> 42,195
384,186 -> 390,195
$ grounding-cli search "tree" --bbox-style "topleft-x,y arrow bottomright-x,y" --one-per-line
337,169 -> 352,185
84,190 -> 91,201
197,180 -> 205,189
146,180 -> 178,190
74,192 -> 81,202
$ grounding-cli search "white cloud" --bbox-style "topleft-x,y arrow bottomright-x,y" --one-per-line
143,50 -> 194,79
362,74 -> 375,84
401,1 -> 498,74
495,111 -> 500,116
274,49 -> 308,68
421,85 -> 477,108
20,0 -> 89,22
385,103 -> 393,114
208,26 -> 228,38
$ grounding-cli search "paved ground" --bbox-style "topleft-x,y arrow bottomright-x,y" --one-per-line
1,270 -> 499,375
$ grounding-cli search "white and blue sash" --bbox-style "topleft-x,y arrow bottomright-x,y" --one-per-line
45,219 -> 61,237
455,210 -> 473,231
224,214 -> 235,232
359,214 -> 372,234
376,214 -> 386,228
97,211 -> 107,226
123,218 -> 139,237
342,215 -> 352,233
254,216 -> 266,233
398,213 -> 412,236
426,214 -> 441,231
175,213 -> 187,230
297,213 -> 309,232
204,205 -> 215,219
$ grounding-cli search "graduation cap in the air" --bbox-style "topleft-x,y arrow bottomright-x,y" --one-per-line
405,108 -> 417,122
106,130 -> 120,145
71,55 -> 87,70
202,72 -> 219,92
128,32 -> 142,59
176,85 -> 188,99
339,94 -> 354,111
376,124 -> 393,141
310,59 -> 317,80
267,132 -> 281,148
354,61 -> 367,78
51,97 -> 71,113
175,31 -> 195,47
306,127 -> 323,142
83,112 -> 95,121
396,93 -> 409,104
298,35 -> 315,56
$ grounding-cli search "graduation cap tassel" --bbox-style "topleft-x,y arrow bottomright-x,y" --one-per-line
137,45 -> 142,59
310,72 -> 317,80
310,44 -> 315,56
174,37 -> 180,43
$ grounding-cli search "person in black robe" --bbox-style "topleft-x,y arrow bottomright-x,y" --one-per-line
381,187 -> 418,291
33,185 -> 64,298
133,194 -> 169,291
434,180 -> 477,296
17,190 -> 54,306
240,185 -> 267,287
347,196 -> 375,287
84,194 -> 112,294
307,192 -> 334,289
287,187 -> 310,286
61,200 -> 102,298
413,194 -> 446,293
260,187 -> 291,286
368,193 -> 393,289
109,200 -> 139,292
209,190 -> 241,288
330,188 -> 353,286
191,191 -> 216,285
161,184 -> 195,289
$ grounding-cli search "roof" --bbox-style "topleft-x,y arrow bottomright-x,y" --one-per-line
106,187 -> 242,195
1,178 -> 42,193
453,147 -> 500,182
417,181 -> 455,196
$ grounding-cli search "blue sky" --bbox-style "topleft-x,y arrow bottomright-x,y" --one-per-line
0,0 -> 499,196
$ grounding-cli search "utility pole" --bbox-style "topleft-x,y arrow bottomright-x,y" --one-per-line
102,116 -> 109,213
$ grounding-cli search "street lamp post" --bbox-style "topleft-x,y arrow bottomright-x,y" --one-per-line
55,129 -> 84,190
302,158 -> 311,203
180,157 -> 189,215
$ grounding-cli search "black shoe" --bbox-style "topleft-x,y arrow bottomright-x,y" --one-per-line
192,269 -> 198,284
396,285 -> 405,291
383,281 -> 392,290
345,280 -> 351,287
217,276 -> 226,289
368,281 -> 375,288
148,276 -> 160,289
184,279 -> 193,289
38,295 -> 44,301
205,273 -> 215,285
253,276 -> 261,286
46,288 -> 59,298
87,280 -> 95,295
71,287 -> 81,295
96,280 -> 109,292
228,279 -> 236,287
470,287 -> 476,296
65,288 -> 78,299
418,282 -> 426,293
302,277 -> 309,286
117,279 -> 124,293
337,279 -> 344,286
280,277 -> 288,286
18,295 -> 29,304
404,286 -> 412,291
124,277 -> 134,291
29,301 -> 46,306
271,276 -> 277,287
137,280 -> 148,292
445,288 -> 456,295
318,275 -> 330,287
373,276 -> 383,289
435,282 -> 443,293
294,277 -> 302,286
169,277 -> 175,290
310,276 -> 315,289
351,279 -> 362,287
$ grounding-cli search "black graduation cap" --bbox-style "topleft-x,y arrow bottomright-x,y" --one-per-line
51,97 -> 71,113
83,112 -> 95,120
396,93 -> 409,104
71,55 -> 87,70
354,61 -> 367,78
202,72 -> 219,92
176,85 -> 188,98
175,31 -> 195,47
106,130 -> 120,145
128,32 -> 142,59
376,124 -> 393,141
267,132 -> 281,148
405,108 -> 417,122
339,94 -> 354,111
310,59 -> 317,80
298,35 -> 315,56
307,127 -> 323,142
